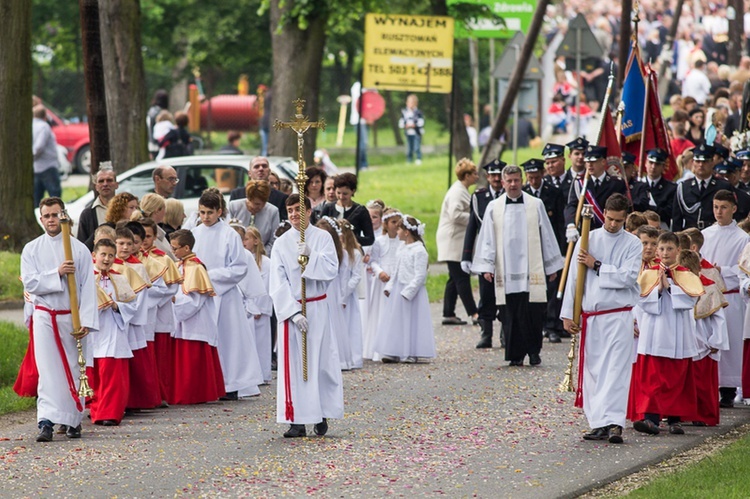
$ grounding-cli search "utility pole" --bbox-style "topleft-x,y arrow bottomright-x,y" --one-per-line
79,0 -> 109,176
479,0 -> 550,167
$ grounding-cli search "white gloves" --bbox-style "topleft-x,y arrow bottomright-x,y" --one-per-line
292,313 -> 308,333
566,224 -> 579,243
298,241 -> 311,256
460,261 -> 472,274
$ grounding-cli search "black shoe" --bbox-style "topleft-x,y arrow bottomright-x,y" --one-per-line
720,398 -> 735,408
56,425 -> 68,434
66,425 -> 82,439
442,316 -> 467,325
692,421 -> 707,427
36,425 -> 53,442
220,391 -> 238,401
475,338 -> 492,349
271,358 -> 278,371
548,332 -> 561,343
314,418 -> 328,436
633,419 -> 660,435
381,356 -> 399,363
608,425 -> 624,444
583,427 -> 609,441
101,420 -> 119,427
529,354 -> 542,366
509,359 -> 523,366
669,423 -> 685,435
283,424 -> 307,438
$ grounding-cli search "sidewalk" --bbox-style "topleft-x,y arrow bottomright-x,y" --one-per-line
0,302 -> 747,497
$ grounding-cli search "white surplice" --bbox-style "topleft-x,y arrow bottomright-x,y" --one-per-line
560,227 -> 642,429
193,219 -> 264,397
92,276 -> 137,359
342,251 -> 363,369
637,280 -> 699,359
21,232 -> 99,427
327,256 -> 353,370
270,225 -> 343,424
245,254 -> 273,383
702,222 -> 750,387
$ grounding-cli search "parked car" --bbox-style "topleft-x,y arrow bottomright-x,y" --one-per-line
40,155 -> 299,227
41,103 -> 92,174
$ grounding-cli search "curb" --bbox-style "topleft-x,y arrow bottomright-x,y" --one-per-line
0,300 -> 24,311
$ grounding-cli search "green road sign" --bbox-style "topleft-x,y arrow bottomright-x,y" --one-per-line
448,0 -> 535,39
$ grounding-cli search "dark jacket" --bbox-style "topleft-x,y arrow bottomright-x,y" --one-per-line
461,187 -> 502,262
671,176 -> 733,230
565,173 -> 628,228
316,201 -> 375,247
523,181 -> 566,253
643,177 -> 677,223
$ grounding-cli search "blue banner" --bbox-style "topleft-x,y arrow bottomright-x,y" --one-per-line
620,44 -> 646,143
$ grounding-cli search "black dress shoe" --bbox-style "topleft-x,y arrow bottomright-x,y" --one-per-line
669,423 -> 685,435
529,354 -> 542,366
283,424 -> 307,438
220,391 -> 238,401
381,356 -> 399,363
66,425 -> 82,439
56,424 -> 68,435
608,425 -> 623,444
509,359 -> 524,366
692,421 -> 707,427
583,427 -> 609,440
475,338 -> 492,349
720,398 -> 735,408
548,332 -> 561,343
314,418 -> 328,436
633,419 -> 660,435
442,316 -> 467,325
101,420 -> 118,427
36,425 -> 53,442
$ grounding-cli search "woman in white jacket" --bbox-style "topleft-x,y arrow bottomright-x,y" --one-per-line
436,158 -> 479,325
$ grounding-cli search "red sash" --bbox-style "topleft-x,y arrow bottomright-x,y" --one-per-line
575,306 -> 634,408
283,294 -> 327,422
34,305 -> 83,412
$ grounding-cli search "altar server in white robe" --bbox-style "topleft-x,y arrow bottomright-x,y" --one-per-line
192,189 -> 265,399
472,165 -> 563,367
243,226 -> 275,384
338,218 -> 364,369
561,193 -> 642,444
270,194 -> 343,438
701,189 -> 750,407
21,197 -> 98,442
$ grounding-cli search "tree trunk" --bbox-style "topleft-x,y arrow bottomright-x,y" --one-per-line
98,0 -> 149,174
268,0 -> 327,163
383,91 -> 405,146
448,69 -> 472,161
728,0 -> 744,66
479,0 -> 549,168
80,0 -> 110,177
0,0 -> 41,251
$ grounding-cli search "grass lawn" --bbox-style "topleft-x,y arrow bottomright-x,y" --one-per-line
0,321 -> 35,416
0,252 -> 22,302
627,431 -> 750,498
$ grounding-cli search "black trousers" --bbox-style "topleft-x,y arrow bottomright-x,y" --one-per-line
442,261 -> 478,318
477,275 -> 499,323
544,273 -> 565,334
498,292 -> 546,361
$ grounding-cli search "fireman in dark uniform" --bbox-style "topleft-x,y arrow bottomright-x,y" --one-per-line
461,159 -> 505,348
542,143 -> 573,197
620,151 -> 650,213
714,157 -> 750,221
641,148 -> 677,228
736,149 -> 750,195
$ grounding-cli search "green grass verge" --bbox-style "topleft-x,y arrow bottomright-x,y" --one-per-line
627,431 -> 750,498
0,321 -> 35,416
0,252 -> 22,302
62,185 -> 89,203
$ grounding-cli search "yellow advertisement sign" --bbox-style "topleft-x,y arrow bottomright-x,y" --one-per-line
363,14 -> 454,94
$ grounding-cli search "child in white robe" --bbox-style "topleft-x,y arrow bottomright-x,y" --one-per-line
375,215 -> 435,363
244,226 -> 274,384
89,239 -> 138,426
192,189 -> 264,399
271,194 -> 343,438
364,209 -> 404,360
360,201 -> 384,357
338,219 -> 364,369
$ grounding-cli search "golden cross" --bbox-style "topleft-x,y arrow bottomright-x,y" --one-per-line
272,98 -> 325,382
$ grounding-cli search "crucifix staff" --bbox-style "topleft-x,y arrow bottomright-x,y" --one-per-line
273,98 -> 326,382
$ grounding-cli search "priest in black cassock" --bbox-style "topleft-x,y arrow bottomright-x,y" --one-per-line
471,165 -> 564,366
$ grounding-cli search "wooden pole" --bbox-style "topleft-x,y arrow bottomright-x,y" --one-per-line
470,38 -> 480,132
479,0 -> 550,168
618,0 -> 633,87
79,0 -> 110,176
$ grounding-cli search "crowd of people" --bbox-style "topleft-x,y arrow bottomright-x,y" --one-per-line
17,156 -> 439,441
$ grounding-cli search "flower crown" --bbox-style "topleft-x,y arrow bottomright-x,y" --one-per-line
228,218 -> 245,230
321,216 -> 343,236
382,211 -> 403,222
402,215 -> 425,237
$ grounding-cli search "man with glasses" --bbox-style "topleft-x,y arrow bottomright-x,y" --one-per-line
230,156 -> 289,220
152,165 -> 179,198
77,163 -> 119,250
22,197 -> 98,442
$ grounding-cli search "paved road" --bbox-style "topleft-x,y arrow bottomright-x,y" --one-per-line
0,303 -> 747,498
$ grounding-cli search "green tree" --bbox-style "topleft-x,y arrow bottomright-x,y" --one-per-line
0,0 -> 41,251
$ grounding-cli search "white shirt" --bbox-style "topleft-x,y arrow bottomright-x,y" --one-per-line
682,69 -> 712,105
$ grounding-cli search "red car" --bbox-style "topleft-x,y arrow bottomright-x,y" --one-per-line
43,104 -> 91,174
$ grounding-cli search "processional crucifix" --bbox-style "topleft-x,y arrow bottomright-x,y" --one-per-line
274,98 -> 326,381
